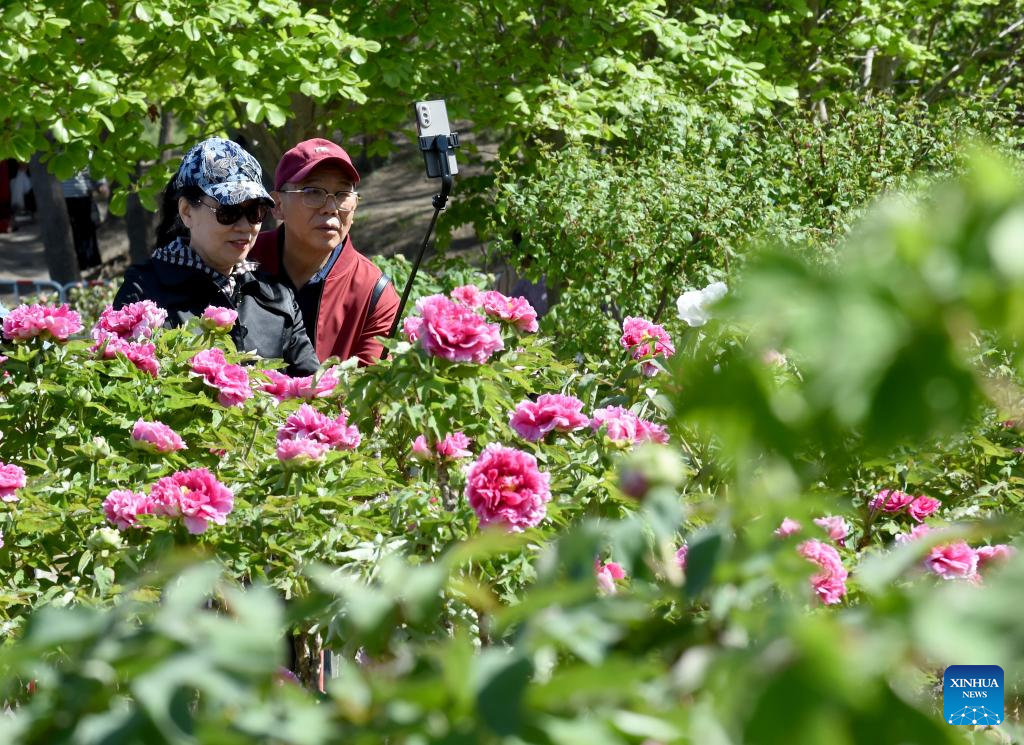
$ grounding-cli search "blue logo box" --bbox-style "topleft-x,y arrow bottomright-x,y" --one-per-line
944,665 -> 1004,726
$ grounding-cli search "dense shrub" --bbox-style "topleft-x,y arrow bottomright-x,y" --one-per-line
490,97 -> 1023,356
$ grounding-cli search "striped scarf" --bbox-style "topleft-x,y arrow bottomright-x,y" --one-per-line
152,237 -> 258,300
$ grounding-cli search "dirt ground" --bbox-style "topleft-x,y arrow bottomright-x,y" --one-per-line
0,147 -> 483,290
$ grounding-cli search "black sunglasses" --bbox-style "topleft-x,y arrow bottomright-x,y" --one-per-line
196,198 -> 270,226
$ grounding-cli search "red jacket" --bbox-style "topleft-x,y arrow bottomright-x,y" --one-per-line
250,226 -> 399,364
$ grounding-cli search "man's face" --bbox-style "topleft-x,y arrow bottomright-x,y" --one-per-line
272,162 -> 357,255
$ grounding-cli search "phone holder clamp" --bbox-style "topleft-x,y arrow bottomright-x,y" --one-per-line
419,132 -> 460,210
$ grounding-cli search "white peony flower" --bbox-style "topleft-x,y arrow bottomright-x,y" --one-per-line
676,281 -> 728,327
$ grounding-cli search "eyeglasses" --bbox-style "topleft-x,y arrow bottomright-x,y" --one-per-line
279,187 -> 359,212
196,198 -> 270,226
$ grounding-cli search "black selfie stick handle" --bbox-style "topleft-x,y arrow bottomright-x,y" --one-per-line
388,134 -> 456,339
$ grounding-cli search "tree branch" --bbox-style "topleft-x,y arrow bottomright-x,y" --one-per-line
924,16 -> 1024,101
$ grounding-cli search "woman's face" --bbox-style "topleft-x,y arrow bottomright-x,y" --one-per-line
178,196 -> 265,275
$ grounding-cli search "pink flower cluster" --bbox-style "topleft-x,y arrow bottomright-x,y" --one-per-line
814,515 -> 850,545
510,394 -> 590,442
774,517 -> 802,538
797,539 -> 848,605
591,406 -> 669,446
776,516 -> 847,545
465,444 -> 551,532
150,468 -> 234,534
91,302 -> 165,376
103,489 -> 155,530
403,294 -> 504,364
190,348 -> 252,407
201,306 -> 238,330
260,367 -> 339,402
94,336 -> 160,376
103,468 -> 233,535
276,403 -> 360,464
411,432 -> 473,461
675,543 -> 689,571
94,301 -> 166,341
595,558 -> 627,594
3,304 -> 83,342
620,316 -> 675,376
449,284 -> 539,333
479,291 -> 539,333
925,541 -> 1016,582
131,419 -> 186,454
451,285 -> 483,307
0,462 -> 27,502
869,489 -> 940,523
895,524 -> 933,544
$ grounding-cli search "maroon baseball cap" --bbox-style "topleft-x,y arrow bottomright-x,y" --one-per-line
274,138 -> 360,190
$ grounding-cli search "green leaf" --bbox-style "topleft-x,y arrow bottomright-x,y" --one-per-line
51,119 -> 69,144
476,650 -> 533,736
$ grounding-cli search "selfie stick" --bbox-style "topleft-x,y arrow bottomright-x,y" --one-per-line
388,130 -> 460,338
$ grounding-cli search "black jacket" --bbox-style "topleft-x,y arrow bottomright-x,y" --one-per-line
114,259 -> 320,376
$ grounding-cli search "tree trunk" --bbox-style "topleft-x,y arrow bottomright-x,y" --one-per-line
28,152 -> 80,284
124,163 -> 154,265
126,110 -> 174,263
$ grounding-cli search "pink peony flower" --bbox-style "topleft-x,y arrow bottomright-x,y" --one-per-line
190,349 -> 252,407
276,438 -> 330,464
436,432 -> 472,460
907,496 -> 941,523
93,301 -> 166,341
103,489 -> 155,530
3,303 -> 82,342
675,543 -> 688,571
774,517 -> 802,538
150,468 -> 234,535
402,316 -> 423,343
509,394 -> 590,442
131,419 -> 186,453
814,516 -> 850,545
895,523 -> 933,544
870,489 -> 914,513
451,285 -> 483,308
591,406 -> 669,446
0,462 -> 27,502
595,558 -> 627,594
797,539 -> 848,605
201,306 -> 238,330
925,541 -> 978,580
92,333 -> 161,377
411,435 -> 432,461
620,316 -> 675,376
480,291 -> 539,333
260,367 -> 339,402
976,544 -> 1016,571
412,294 -> 504,364
277,404 -> 360,450
210,364 -> 253,407
465,444 -> 551,532
810,574 -> 849,606
190,348 -> 228,376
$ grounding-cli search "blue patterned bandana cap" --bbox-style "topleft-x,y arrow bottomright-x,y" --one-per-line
174,138 -> 273,206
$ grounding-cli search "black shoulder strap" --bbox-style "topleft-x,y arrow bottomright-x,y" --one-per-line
367,273 -> 391,320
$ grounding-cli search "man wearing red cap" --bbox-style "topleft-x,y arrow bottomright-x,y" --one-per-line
250,138 -> 399,364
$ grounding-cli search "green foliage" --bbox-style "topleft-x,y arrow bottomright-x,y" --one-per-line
491,97 -> 1023,356
682,0 -> 1024,104
0,0 -> 377,207
3,153 -> 1024,744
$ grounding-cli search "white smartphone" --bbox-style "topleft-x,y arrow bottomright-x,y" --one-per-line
414,99 -> 459,177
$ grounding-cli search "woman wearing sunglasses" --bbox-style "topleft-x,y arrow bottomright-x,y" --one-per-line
114,138 -> 319,375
